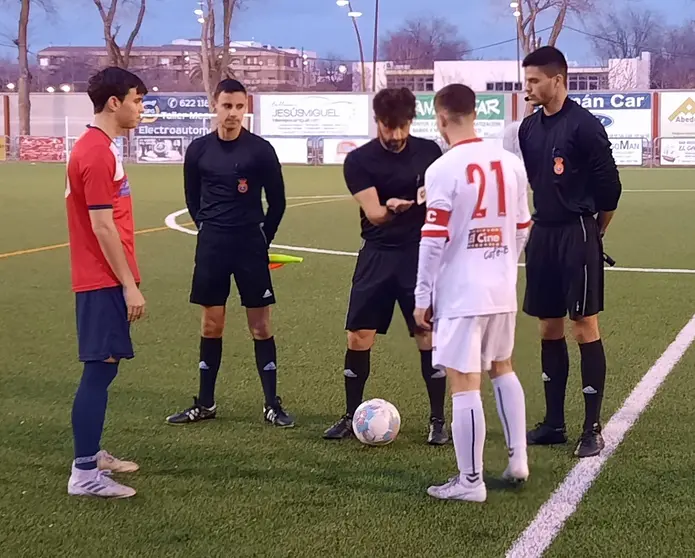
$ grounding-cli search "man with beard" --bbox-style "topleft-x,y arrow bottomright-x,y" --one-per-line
323,87 -> 448,445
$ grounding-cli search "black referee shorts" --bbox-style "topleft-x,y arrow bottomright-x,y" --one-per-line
523,215 -> 604,321
345,242 -> 422,336
190,224 -> 275,309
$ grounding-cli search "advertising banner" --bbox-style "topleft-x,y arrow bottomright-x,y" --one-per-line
413,94 -> 506,141
266,137 -> 311,164
569,93 -> 652,165
19,136 -> 65,162
474,94 -> 506,139
136,137 -> 185,163
260,94 -> 370,137
322,138 -> 371,164
660,138 -> 695,165
136,94 -> 211,142
659,92 -> 695,165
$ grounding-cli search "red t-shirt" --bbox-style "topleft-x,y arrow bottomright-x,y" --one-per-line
65,126 -> 140,293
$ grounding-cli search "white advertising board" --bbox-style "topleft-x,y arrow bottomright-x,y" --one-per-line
322,138 -> 371,164
659,92 -> 695,165
260,94 -> 370,137
609,138 -> 644,166
266,137 -> 309,164
567,93 -> 652,166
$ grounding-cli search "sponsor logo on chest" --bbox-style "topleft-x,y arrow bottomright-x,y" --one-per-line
468,227 -> 503,249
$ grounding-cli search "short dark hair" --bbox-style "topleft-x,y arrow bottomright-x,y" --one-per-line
373,87 -> 416,129
522,46 -> 568,78
434,84 -> 476,122
87,67 -> 147,114
214,78 -> 247,99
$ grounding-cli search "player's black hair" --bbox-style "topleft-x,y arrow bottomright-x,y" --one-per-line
522,46 -> 568,79
372,87 -> 416,129
434,84 -> 476,121
87,67 -> 147,114
214,78 -> 247,99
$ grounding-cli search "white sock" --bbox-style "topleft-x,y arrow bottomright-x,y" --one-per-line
451,390 -> 485,486
491,372 -> 527,455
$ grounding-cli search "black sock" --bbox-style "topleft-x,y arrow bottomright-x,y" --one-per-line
420,350 -> 446,421
344,348 -> 370,417
254,337 -> 277,407
579,339 -> 606,431
198,337 -> 223,408
541,338 -> 570,428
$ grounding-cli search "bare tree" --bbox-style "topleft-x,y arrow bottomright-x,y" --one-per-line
651,23 -> 695,89
317,53 -> 350,90
380,16 -> 469,69
513,0 -> 594,55
198,0 -> 243,107
586,7 -> 661,61
92,0 -> 146,68
7,0 -> 55,135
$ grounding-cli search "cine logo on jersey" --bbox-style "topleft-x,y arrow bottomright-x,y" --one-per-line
467,227 -> 503,249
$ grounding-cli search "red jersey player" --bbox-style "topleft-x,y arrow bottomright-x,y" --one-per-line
65,68 -> 147,499
414,84 -> 532,503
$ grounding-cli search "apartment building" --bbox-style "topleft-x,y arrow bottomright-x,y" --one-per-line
37,40 -> 318,91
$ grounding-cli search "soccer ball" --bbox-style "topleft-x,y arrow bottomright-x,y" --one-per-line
352,398 -> 401,446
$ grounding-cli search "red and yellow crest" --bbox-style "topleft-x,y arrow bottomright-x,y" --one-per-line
238,178 -> 248,193
553,157 -> 564,175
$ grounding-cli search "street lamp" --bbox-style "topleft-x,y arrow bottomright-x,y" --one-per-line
511,2 -> 521,89
60,84 -> 71,93
46,86 -> 55,93
336,0 -> 367,92
6,83 -> 15,91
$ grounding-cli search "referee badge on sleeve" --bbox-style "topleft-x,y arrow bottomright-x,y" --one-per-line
238,178 -> 248,193
417,185 -> 426,205
553,157 -> 565,175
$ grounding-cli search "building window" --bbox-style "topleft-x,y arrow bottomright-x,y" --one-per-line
568,73 -> 609,91
485,81 -> 522,92
385,74 -> 434,92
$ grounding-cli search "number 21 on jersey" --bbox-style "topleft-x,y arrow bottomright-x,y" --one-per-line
467,161 -> 506,219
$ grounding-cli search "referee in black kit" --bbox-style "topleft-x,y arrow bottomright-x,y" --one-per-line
323,87 -> 449,445
166,78 -> 294,428
518,47 -> 622,458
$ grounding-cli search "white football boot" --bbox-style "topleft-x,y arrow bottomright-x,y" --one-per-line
427,475 -> 487,503
68,467 -> 136,499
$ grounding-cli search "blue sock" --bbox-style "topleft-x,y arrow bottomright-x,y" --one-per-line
71,361 -> 119,471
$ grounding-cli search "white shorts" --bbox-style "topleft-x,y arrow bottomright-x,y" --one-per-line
432,312 -> 516,373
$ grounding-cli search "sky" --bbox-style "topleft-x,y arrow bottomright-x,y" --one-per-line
0,0 -> 691,65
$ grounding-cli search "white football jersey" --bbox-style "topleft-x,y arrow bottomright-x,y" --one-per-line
502,121 -> 522,160
420,138 -> 531,319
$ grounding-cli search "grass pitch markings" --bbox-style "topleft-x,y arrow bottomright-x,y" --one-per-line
166,208 -> 695,275
506,313 -> 695,558
0,198 -> 349,261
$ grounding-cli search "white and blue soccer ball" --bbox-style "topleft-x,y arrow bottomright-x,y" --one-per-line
352,398 -> 401,446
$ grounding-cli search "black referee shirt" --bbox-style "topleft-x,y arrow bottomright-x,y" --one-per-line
184,128 -> 286,243
344,136 -> 442,249
518,97 -> 622,224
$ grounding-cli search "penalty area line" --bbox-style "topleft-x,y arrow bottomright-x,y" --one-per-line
506,313 -> 695,558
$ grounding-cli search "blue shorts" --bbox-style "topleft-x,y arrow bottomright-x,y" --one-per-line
75,286 -> 134,362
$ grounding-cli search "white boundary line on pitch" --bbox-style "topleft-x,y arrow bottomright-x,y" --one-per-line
164,209 -> 695,275
506,314 -> 695,558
